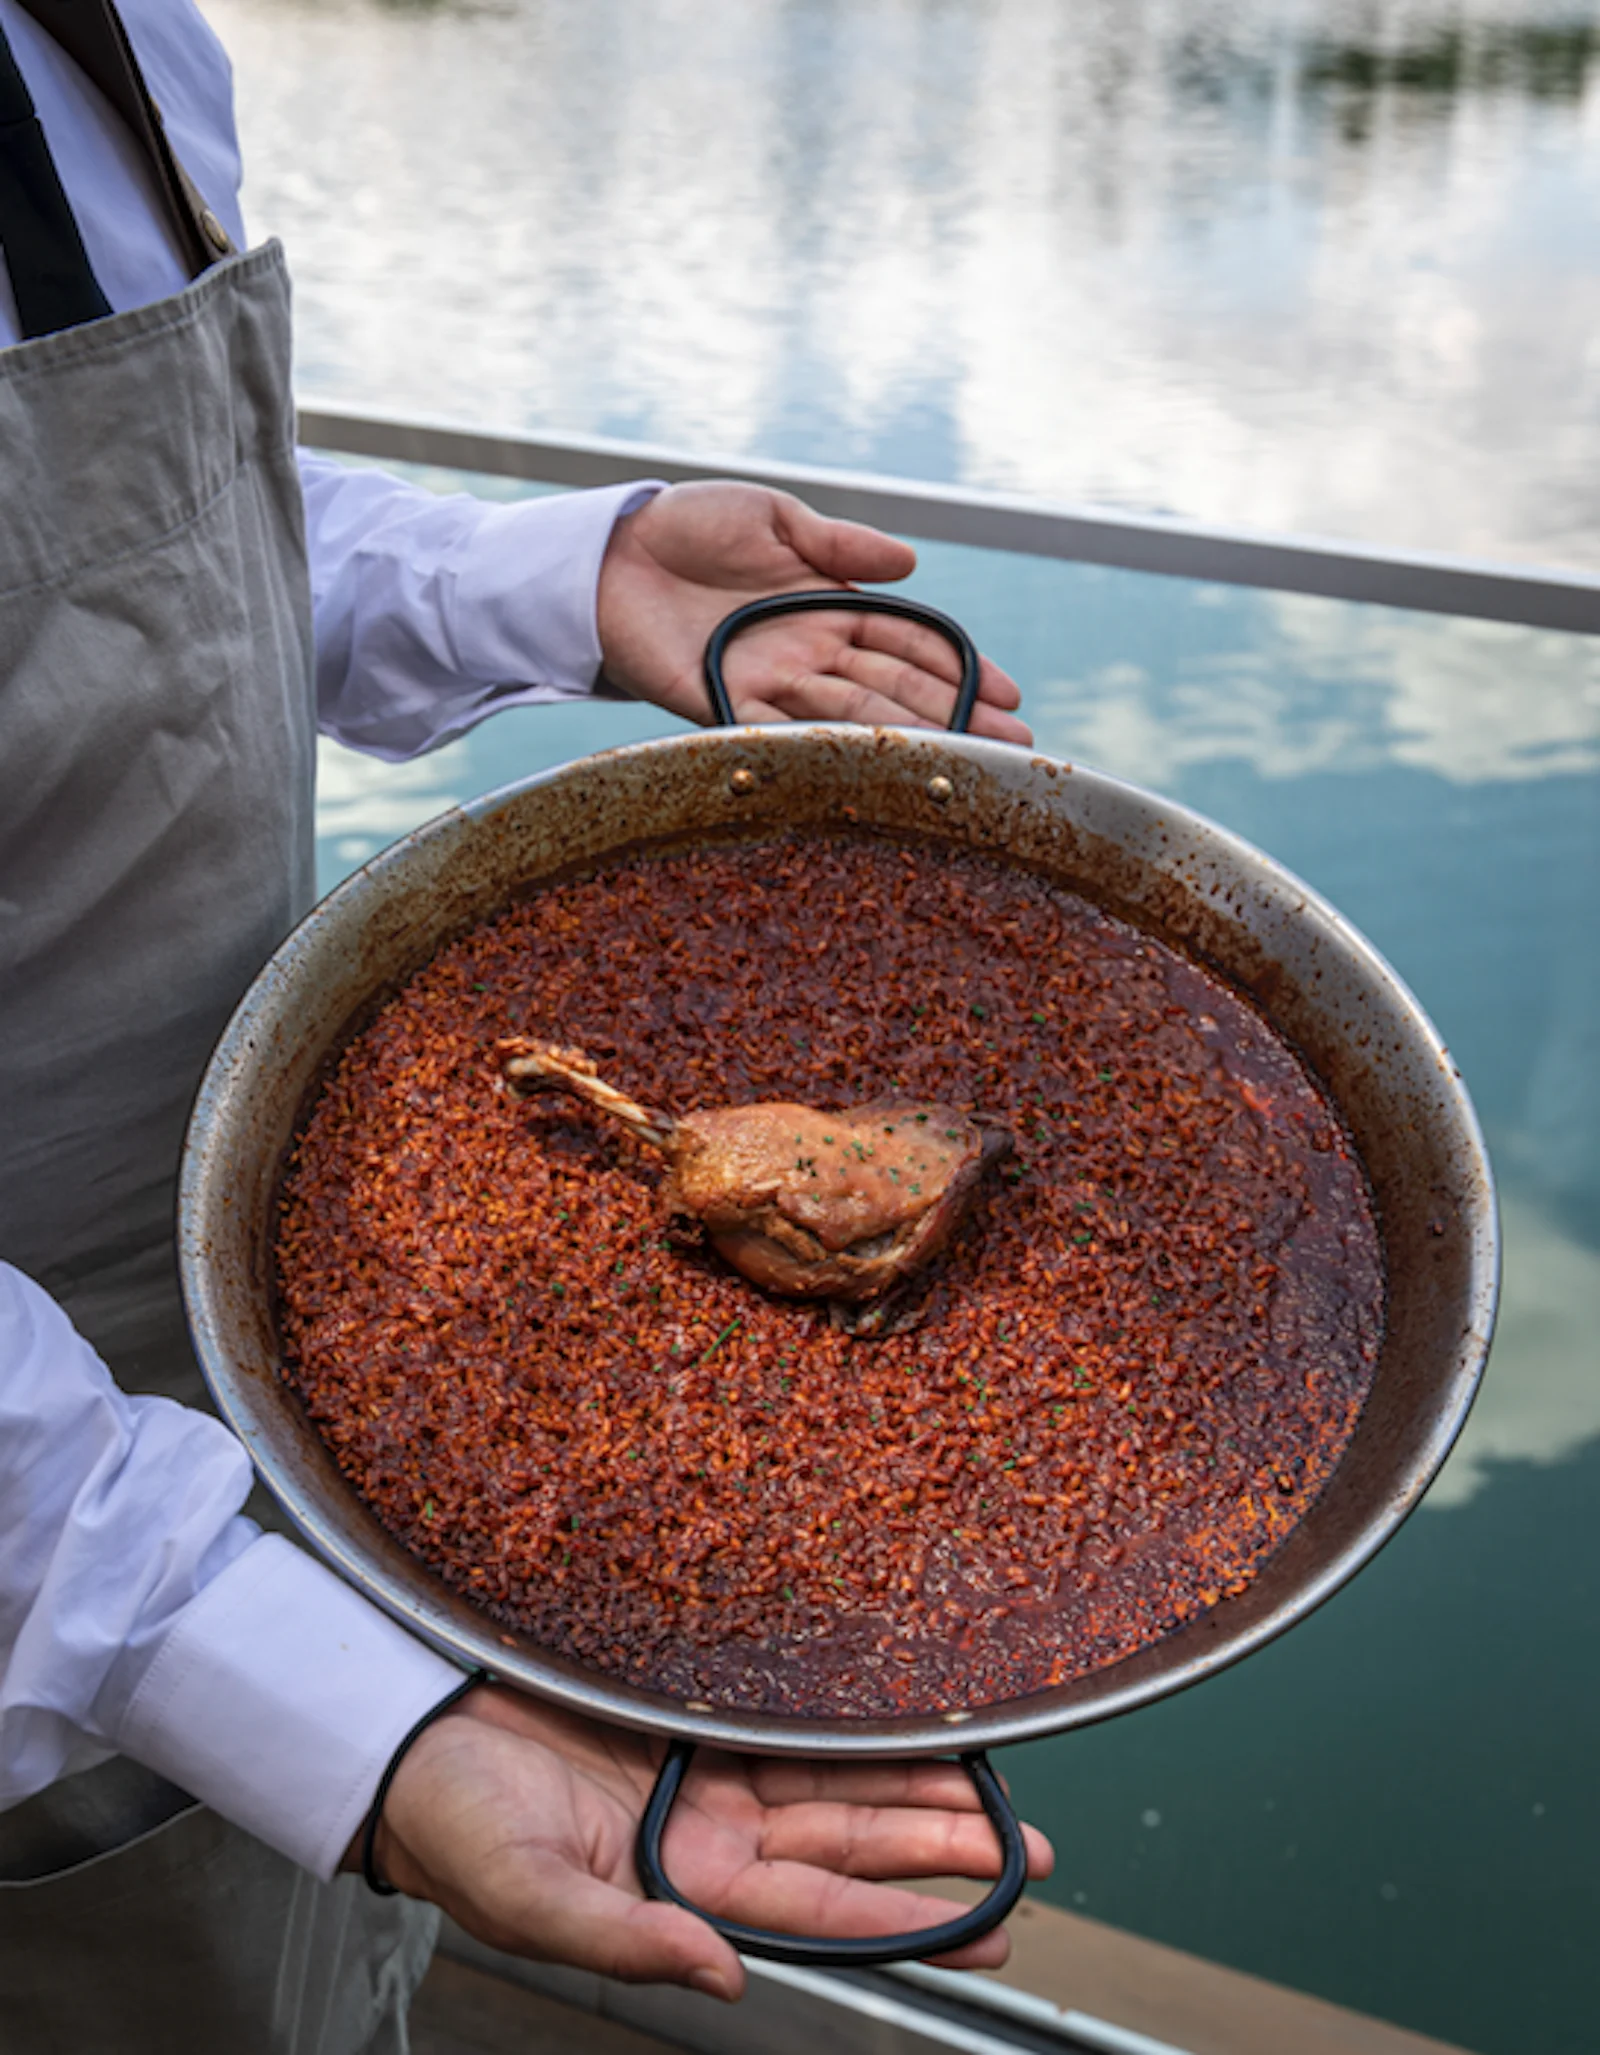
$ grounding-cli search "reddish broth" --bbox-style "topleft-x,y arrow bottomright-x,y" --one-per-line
277,832 -> 1383,1717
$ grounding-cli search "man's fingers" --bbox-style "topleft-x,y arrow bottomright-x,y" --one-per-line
849,610 -> 966,686
850,612 -> 1027,715
735,669 -> 943,730
735,663 -> 1032,745
719,618 -> 950,725
747,1758 -> 987,1812
829,643 -> 973,726
479,1860 -> 746,2002
847,616 -> 1032,740
831,644 -> 1033,745
976,655 -> 1025,711
778,495 -> 918,586
746,1799 -> 1051,1884
668,1854 -> 1014,1970
721,610 -> 1031,743
963,697 -> 1034,746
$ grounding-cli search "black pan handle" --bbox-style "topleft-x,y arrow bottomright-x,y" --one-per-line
634,1739 -> 1029,1967
703,590 -> 982,734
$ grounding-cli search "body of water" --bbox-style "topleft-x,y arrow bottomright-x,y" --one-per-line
223,0 -> 1600,566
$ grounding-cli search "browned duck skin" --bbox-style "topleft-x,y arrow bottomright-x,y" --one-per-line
497,1037 -> 1010,1315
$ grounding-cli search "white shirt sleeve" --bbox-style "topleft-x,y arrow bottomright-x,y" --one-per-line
0,1264 -> 464,1880
301,456 -> 663,761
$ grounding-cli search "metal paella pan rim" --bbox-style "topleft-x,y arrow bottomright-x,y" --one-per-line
179,722 -> 1499,1758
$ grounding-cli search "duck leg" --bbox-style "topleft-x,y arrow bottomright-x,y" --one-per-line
497,1036 -> 1011,1310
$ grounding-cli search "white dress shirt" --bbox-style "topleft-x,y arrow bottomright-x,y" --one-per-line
0,0 -> 659,1876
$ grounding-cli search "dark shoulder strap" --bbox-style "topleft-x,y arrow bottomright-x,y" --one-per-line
10,0 -> 232,276
0,10 -> 110,332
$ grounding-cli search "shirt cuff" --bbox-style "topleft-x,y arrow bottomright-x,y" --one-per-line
113,1534 -> 463,1880
446,481 -> 663,709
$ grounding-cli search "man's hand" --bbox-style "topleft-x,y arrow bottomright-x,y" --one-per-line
596,482 -> 1032,744
356,1683 -> 1053,2003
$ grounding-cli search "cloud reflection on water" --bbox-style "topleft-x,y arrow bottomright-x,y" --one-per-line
218,0 -> 1600,568
1428,1192 -> 1600,1507
1036,590 -> 1600,786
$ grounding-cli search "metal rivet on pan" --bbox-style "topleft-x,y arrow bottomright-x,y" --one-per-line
942,1709 -> 973,1724
729,768 -> 758,796
927,775 -> 954,804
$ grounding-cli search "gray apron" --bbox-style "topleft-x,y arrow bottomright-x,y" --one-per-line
0,32 -> 438,2052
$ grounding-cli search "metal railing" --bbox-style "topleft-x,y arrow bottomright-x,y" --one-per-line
440,1924 -> 1196,2055
299,401 -> 1600,637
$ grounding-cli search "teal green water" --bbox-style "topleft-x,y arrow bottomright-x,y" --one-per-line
313,481 -> 1600,2054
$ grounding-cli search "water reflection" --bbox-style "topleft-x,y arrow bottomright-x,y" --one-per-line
1429,1191 -> 1600,1507
1304,19 -> 1599,98
315,733 -> 469,867
218,0 -> 1600,567
1035,592 -> 1600,787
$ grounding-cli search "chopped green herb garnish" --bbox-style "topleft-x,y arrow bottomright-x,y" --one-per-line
699,1318 -> 741,1365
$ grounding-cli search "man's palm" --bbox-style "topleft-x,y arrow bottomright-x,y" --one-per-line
375,1685 -> 1051,2003
597,481 -> 1031,742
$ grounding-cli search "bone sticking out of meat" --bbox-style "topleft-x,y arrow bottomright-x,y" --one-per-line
497,1037 -> 1011,1309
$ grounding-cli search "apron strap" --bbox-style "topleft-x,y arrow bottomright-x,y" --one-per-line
0,12 -> 111,334
12,0 -> 234,276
